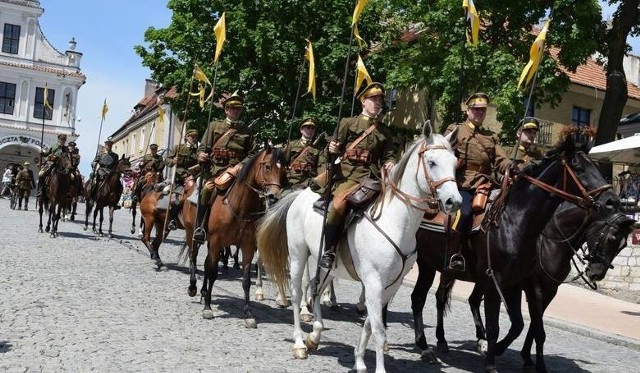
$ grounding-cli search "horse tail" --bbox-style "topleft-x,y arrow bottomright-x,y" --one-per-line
436,274 -> 455,317
256,191 -> 301,295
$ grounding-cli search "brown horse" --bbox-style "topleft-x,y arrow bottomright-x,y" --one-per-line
38,153 -> 72,237
83,155 -> 131,237
184,145 -> 286,327
138,174 -> 195,269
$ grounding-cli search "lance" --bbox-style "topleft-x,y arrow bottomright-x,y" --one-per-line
285,46 -> 309,161
455,8 -> 470,125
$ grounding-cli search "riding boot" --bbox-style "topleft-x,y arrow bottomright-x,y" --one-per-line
447,229 -> 467,272
36,176 -> 45,197
192,206 -> 209,244
167,201 -> 182,230
319,223 -> 342,269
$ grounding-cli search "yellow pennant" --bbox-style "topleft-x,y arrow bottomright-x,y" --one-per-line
43,84 -> 52,110
354,24 -> 368,50
304,39 -> 316,101
193,64 -> 211,85
157,105 -> 165,125
101,98 -> 108,120
463,0 -> 480,46
354,55 -> 372,94
351,0 -> 369,27
518,19 -> 550,89
214,12 -> 226,64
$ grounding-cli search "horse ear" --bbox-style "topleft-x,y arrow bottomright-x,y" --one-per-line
444,125 -> 458,148
422,120 -> 433,139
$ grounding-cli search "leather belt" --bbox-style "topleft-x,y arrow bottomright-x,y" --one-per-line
464,163 -> 486,173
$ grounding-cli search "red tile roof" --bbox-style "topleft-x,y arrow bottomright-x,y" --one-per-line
110,86 -> 177,138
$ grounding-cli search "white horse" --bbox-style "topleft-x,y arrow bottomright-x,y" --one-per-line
257,123 -> 461,372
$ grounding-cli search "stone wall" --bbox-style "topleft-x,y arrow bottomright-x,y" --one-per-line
597,232 -> 640,292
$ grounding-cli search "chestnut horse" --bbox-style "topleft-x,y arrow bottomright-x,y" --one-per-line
38,153 -> 72,237
410,136 -> 616,372
84,156 -> 130,237
184,145 -> 286,327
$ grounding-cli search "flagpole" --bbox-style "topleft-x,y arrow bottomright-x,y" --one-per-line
286,53 -> 308,159
95,100 -> 107,158
455,9 -> 469,124
39,111 -> 46,169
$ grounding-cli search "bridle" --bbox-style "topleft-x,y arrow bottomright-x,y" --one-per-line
242,150 -> 283,198
384,140 -> 456,212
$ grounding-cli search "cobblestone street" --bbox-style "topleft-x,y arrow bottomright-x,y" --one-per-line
1,199 -> 639,372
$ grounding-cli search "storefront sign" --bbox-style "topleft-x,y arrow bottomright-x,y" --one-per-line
0,135 -> 49,151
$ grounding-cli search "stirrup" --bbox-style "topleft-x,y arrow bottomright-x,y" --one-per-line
193,226 -> 206,244
319,252 -> 335,269
447,253 -> 466,273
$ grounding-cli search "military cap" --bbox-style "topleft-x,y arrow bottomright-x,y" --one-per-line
23,161 -> 30,166
149,143 -> 159,149
357,82 -> 385,101
465,92 -> 490,108
520,117 -> 540,131
104,139 -> 114,146
223,91 -> 243,108
185,129 -> 199,138
57,133 -> 67,140
68,141 -> 76,146
299,117 -> 318,129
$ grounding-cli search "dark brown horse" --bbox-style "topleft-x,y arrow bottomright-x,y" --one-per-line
83,156 -> 130,237
431,206 -> 634,373
38,153 -> 72,237
410,136 -> 616,372
184,146 -> 286,327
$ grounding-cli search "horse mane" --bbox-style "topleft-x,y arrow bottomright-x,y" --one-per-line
236,147 -> 285,184
389,134 -> 450,185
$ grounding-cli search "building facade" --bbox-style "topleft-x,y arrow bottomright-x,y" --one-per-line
0,0 -> 84,171
108,80 -> 179,177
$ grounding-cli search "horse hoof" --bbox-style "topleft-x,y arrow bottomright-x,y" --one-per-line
130,227 -> 135,234
38,228 -> 43,233
383,341 -> 390,352
108,234 -> 113,239
244,318 -> 257,329
276,299 -> 290,308
356,306 -> 367,316
70,216 -> 75,221
300,313 -> 313,322
292,347 -> 308,359
45,227 -> 50,233
255,293 -> 265,301
83,226 -> 87,231
187,287 -> 197,297
304,336 -> 318,352
477,339 -> 488,357
420,347 -> 440,364
436,341 -> 449,353
202,309 -> 214,319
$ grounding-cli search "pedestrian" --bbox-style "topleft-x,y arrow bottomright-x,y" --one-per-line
317,81 -> 400,269
193,91 -> 257,244
16,161 -> 36,210
443,92 -> 512,272
1,164 -> 14,197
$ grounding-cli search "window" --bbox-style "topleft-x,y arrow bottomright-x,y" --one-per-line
132,134 -> 136,155
537,120 -> 553,146
34,87 -> 55,120
0,81 -> 16,114
139,129 -> 145,151
572,106 -> 591,127
2,24 -> 20,54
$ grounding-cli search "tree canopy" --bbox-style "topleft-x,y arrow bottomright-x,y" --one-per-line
136,0 -> 630,145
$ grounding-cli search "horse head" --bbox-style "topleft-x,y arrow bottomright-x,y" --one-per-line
388,121 -> 461,214
116,155 -> 131,174
583,212 -> 635,281
238,144 -> 286,205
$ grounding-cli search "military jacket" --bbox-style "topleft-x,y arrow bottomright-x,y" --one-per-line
93,150 -> 119,170
44,143 -> 67,160
140,153 -> 165,173
334,114 -> 399,186
198,118 -> 256,177
70,149 -> 81,169
283,138 -> 321,187
507,144 -> 543,171
166,143 -> 199,181
16,169 -> 35,190
445,121 -> 510,190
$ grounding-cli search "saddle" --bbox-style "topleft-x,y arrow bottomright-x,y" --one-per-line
419,188 -> 501,233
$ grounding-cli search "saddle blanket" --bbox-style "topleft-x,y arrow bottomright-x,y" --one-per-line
187,177 -> 201,205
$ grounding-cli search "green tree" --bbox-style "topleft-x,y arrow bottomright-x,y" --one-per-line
134,0 -> 393,143
596,0 -> 640,146
379,0 -> 603,143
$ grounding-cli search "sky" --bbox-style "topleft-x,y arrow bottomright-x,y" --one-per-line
37,1 -> 637,176
38,1 -> 171,175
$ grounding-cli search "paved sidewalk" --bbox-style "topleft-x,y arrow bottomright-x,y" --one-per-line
403,264 -> 640,349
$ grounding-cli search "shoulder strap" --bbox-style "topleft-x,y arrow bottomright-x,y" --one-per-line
346,123 -> 377,151
211,128 -> 238,150
290,145 -> 312,165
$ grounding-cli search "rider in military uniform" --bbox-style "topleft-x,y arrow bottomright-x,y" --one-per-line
443,92 -> 512,271
67,141 -> 83,195
37,133 -> 68,197
89,140 -> 120,199
283,117 -> 322,190
193,91 -> 257,244
16,161 -> 35,210
507,117 -> 543,171
132,143 -> 165,202
318,82 -> 400,269
165,128 -> 200,230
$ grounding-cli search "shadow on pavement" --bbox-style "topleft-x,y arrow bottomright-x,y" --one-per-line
0,341 -> 13,353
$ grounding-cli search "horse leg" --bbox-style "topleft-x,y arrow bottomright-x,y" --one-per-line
411,258 -> 438,362
484,283 -> 502,373
71,199 -> 76,221
107,206 -> 115,238
356,283 -> 366,315
46,202 -> 53,233
99,208 -> 105,236
290,249 -> 310,359
241,246 -> 257,328
130,201 -> 137,234
150,219 -> 165,270
527,283 -> 555,373
38,197 -> 44,233
354,280 -> 386,373
220,246 -> 230,271
321,279 -> 339,310
469,282 -> 488,356
233,246 -> 240,269
83,200 -> 91,231
254,254 -> 265,302
187,240 -> 200,298
435,276 -> 453,353
495,288 -> 525,356
201,239 -> 221,319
